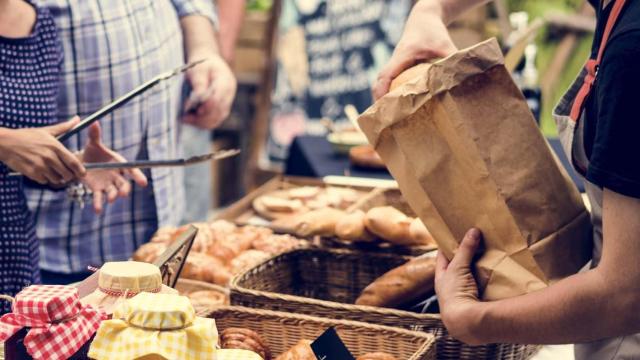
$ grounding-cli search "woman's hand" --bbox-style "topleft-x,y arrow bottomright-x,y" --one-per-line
0,117 -> 86,184
435,228 -> 486,345
80,123 -> 147,214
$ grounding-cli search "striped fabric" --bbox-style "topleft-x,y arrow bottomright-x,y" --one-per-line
26,0 -> 217,274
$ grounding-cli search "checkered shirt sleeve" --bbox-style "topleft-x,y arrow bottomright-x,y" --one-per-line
171,0 -> 219,26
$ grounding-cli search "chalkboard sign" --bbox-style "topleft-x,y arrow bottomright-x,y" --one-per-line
267,0 -> 412,163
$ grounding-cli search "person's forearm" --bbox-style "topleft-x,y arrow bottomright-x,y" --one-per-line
181,15 -> 221,61
473,268 -> 640,344
418,0 -> 490,24
217,0 -> 246,64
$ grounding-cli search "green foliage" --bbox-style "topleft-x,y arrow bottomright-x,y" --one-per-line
247,0 -> 272,12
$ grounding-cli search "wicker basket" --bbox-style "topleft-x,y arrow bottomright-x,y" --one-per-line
230,249 -> 541,360
209,306 -> 435,360
176,278 -> 230,315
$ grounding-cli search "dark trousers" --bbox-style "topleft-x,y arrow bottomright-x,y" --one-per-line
40,269 -> 92,285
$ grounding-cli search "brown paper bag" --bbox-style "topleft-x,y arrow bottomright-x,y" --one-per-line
358,38 -> 592,300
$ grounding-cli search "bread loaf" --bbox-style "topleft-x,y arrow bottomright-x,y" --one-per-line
274,340 -> 315,360
408,218 -> 436,246
355,256 -> 436,308
364,207 -> 414,245
186,290 -> 229,308
273,208 -> 345,237
335,210 -> 375,242
221,328 -> 271,360
181,252 -> 232,285
356,353 -> 397,360
132,242 -> 167,263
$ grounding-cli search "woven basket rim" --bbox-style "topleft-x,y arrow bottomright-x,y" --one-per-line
209,305 -> 436,345
230,248 -> 443,321
177,278 -> 230,295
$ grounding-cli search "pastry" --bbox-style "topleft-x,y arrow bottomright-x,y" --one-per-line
181,252 -> 232,285
355,256 -> 436,308
187,290 -> 229,308
230,250 -> 271,274
324,187 -> 359,209
132,242 -> 167,263
273,207 -> 345,237
150,226 -> 177,244
288,186 -> 321,200
335,210 -> 375,242
275,340 -> 315,360
221,328 -> 271,360
349,145 -> 386,169
189,222 -> 216,254
252,234 -> 301,255
364,207 -> 418,246
408,218 -> 436,247
209,219 -> 238,234
356,353 -> 397,360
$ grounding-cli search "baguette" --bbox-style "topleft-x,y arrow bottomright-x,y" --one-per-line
335,210 -> 375,242
408,218 -> 437,247
364,207 -> 414,245
273,208 -> 345,237
355,256 -> 436,308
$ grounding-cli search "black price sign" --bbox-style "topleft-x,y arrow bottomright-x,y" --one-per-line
311,327 -> 356,360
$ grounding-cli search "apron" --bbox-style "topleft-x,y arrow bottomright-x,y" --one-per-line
553,0 -> 640,358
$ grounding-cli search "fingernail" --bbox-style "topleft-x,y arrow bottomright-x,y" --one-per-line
466,228 -> 481,243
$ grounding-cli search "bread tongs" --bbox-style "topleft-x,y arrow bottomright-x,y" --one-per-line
83,148 -> 240,171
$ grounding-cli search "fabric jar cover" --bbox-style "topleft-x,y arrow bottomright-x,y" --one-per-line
88,292 -> 218,360
81,261 -> 177,315
0,285 -> 105,360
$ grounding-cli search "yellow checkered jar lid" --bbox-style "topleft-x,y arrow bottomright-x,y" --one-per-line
88,293 -> 218,360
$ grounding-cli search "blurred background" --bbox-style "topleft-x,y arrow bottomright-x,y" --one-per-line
210,0 -> 594,213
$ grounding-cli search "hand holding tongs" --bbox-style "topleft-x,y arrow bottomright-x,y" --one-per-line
57,59 -> 206,143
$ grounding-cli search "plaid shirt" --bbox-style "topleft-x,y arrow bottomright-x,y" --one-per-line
26,0 -> 217,273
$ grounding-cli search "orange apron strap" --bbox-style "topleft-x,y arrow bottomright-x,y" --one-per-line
569,0 -> 628,121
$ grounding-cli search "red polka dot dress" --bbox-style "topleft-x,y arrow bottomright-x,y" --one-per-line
0,3 -> 62,314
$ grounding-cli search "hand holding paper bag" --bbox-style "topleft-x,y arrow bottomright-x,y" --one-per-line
358,38 -> 592,300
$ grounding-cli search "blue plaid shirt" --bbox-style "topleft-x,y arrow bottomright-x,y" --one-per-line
26,0 -> 217,273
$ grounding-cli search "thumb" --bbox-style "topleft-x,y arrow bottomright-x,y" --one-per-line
449,228 -> 482,268
88,122 -> 102,144
45,116 -> 80,136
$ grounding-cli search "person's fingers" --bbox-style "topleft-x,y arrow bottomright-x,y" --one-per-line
435,250 -> 450,284
53,145 -> 86,178
188,66 -> 210,94
106,185 -> 119,203
449,228 -> 482,268
87,122 -> 102,144
126,168 -> 148,187
115,177 -> 132,197
373,49 -> 419,100
44,152 -> 75,184
44,116 -> 81,136
93,190 -> 104,214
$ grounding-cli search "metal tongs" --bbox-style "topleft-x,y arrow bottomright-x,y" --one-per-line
83,149 -> 240,171
9,60 -> 209,178
57,59 -> 205,142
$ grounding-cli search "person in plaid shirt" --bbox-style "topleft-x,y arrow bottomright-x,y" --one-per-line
26,0 -> 237,284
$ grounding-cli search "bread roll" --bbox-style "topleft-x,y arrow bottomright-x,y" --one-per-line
288,186 -> 321,200
230,250 -> 271,274
150,227 -> 177,244
260,196 -> 304,213
190,223 -> 216,253
356,353 -> 397,360
187,290 -> 229,308
335,210 -> 375,242
355,256 -> 436,308
389,63 -> 431,91
252,234 -> 301,255
221,328 -> 271,360
409,218 -> 437,247
132,242 -> 167,263
181,252 -> 232,285
275,340 -> 315,360
364,207 -> 414,245
288,207 -> 345,237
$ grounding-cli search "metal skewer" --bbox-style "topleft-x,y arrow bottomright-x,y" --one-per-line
84,149 -> 240,170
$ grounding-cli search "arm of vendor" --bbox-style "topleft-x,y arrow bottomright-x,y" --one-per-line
383,0 -> 640,346
436,190 -> 640,345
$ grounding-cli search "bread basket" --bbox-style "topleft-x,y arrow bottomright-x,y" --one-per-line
230,248 -> 541,360
208,306 -> 435,359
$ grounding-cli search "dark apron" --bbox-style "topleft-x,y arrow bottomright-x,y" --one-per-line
553,0 -> 640,358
